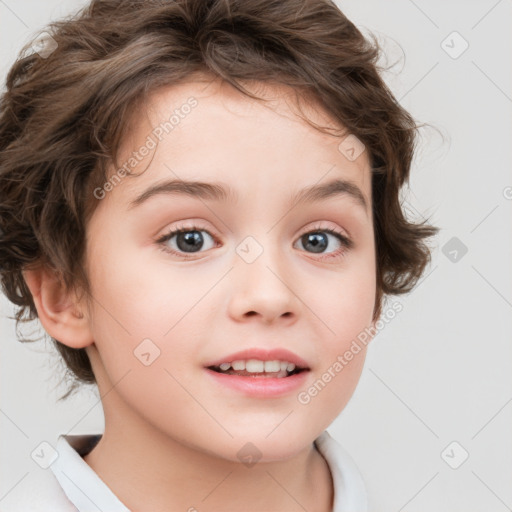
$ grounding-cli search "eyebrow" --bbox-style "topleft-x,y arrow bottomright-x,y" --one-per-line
128,177 -> 369,214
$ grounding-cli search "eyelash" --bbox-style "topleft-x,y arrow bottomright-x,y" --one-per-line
155,222 -> 353,261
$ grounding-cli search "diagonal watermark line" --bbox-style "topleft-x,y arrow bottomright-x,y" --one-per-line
265,266 -> 336,335
402,198 -> 426,222
414,264 -> 439,292
65,369 -> 132,435
163,163 -> 233,233
470,204 -> 499,233
407,0 -> 439,28
61,470 -> 104,511
399,62 -> 439,102
472,470 -> 512,510
398,472 -> 439,512
472,0 -> 504,29
0,408 -> 29,438
369,368 -> 439,438
471,265 -> 512,308
472,61 -> 512,103
0,472 -> 29,503
162,267 -> 234,336
87,291 -> 132,336
201,470 -> 234,502
164,368 -> 234,438
472,396 -> 512,439
265,471 -> 308,512
0,1 -> 29,28
265,410 -> 294,438
266,164 -> 336,234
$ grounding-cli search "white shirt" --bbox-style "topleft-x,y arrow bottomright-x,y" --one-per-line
1,430 -> 367,512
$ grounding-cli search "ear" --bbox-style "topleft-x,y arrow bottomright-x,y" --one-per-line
23,266 -> 94,349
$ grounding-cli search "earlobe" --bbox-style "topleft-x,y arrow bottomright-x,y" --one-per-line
22,266 -> 93,349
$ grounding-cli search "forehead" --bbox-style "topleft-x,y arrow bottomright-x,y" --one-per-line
109,77 -> 372,215
144,75 -> 339,125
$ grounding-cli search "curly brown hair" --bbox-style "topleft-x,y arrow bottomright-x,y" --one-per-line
0,0 -> 438,398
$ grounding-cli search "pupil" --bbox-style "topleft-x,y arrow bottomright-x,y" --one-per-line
303,232 -> 327,253
177,231 -> 203,252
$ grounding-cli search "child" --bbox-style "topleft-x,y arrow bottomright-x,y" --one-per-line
0,0 -> 438,510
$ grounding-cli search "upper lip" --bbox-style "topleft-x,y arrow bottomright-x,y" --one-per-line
205,348 -> 310,369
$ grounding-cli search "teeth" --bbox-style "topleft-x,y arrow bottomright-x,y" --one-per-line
245,359 -> 264,372
264,361 -> 280,372
232,360 -> 245,371
215,359 -> 301,373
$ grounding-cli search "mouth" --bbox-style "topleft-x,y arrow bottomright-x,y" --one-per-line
203,348 -> 311,398
206,359 -> 309,379
204,358 -> 310,398
203,347 -> 311,380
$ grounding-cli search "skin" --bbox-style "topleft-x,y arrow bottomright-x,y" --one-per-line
24,76 -> 377,512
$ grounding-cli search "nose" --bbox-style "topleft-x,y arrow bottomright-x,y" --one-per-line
227,240 -> 298,325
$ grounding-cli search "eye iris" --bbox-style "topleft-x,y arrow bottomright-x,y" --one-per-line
302,232 -> 327,253
177,231 -> 203,252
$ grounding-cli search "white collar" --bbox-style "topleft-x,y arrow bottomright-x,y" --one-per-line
314,430 -> 368,511
51,434 -> 130,512
51,430 -> 367,512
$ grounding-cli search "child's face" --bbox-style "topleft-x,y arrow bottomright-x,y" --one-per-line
83,77 -> 376,460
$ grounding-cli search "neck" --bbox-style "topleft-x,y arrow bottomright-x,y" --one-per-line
83,390 -> 333,512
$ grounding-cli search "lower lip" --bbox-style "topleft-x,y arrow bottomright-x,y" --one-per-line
204,368 -> 309,398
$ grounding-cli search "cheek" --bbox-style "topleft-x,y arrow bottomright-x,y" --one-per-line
296,279 -> 373,424
331,276 -> 375,340
85,242 -> 215,384
88,231 -> 208,335
305,258 -> 376,343
304,346 -> 367,430
296,260 -> 375,415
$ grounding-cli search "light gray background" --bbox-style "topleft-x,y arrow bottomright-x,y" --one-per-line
1,1 -> 511,511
